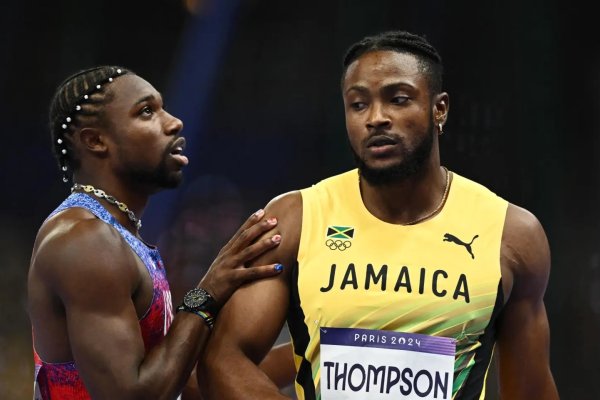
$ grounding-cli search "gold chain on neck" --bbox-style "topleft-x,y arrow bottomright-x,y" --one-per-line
359,166 -> 451,226
402,166 -> 451,225
71,183 -> 142,230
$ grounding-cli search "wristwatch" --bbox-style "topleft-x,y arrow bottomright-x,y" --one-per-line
176,287 -> 220,329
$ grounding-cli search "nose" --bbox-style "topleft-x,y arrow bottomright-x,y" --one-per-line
366,103 -> 391,130
165,112 -> 184,136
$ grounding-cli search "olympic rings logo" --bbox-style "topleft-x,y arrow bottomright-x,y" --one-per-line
325,239 -> 352,251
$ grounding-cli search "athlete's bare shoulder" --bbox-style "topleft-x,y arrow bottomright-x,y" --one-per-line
257,190 -> 303,270
497,204 -> 558,398
500,203 -> 551,299
30,208 -> 139,294
264,190 -> 302,215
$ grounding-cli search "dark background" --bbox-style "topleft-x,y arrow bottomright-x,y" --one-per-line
1,0 -> 598,398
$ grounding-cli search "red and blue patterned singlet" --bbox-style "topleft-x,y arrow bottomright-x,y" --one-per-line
33,193 -> 175,399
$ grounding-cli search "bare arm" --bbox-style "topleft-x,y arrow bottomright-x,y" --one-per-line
259,341 -> 296,389
29,209 -> 282,400
497,204 -> 559,399
199,192 -> 302,399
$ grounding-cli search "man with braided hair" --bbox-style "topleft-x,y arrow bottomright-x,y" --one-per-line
28,66 -> 285,399
199,30 -> 559,399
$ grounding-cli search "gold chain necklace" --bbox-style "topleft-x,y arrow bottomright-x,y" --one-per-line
71,183 -> 142,230
403,167 -> 451,225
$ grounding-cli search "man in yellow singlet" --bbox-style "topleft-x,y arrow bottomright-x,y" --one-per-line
198,30 -> 559,400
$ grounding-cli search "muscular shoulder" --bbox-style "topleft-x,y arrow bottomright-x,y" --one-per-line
259,191 -> 302,269
31,208 -> 139,300
264,191 -> 302,217
501,203 -> 551,299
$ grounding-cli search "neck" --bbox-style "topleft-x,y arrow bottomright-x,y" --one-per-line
71,174 -> 149,233
359,164 -> 450,225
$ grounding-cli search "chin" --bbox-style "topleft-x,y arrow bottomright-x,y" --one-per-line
146,170 -> 183,191
163,173 -> 184,189
358,160 -> 421,185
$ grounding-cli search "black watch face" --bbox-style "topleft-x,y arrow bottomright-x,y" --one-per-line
184,288 -> 208,308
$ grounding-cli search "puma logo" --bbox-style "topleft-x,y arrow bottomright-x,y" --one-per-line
443,233 -> 479,259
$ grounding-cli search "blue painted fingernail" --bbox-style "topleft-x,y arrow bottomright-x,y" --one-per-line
275,264 -> 284,272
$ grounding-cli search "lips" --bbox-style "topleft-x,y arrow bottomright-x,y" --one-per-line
169,137 -> 189,166
366,135 -> 398,148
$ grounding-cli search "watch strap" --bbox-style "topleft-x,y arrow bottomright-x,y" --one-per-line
197,294 -> 220,317
176,304 -> 215,329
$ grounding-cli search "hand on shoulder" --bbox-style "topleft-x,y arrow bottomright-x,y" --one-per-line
261,190 -> 303,268
197,203 -> 291,308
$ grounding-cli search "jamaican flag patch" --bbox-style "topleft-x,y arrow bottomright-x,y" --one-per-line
326,226 -> 354,240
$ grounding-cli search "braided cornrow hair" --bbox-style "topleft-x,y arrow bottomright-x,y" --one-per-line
341,30 -> 443,93
48,65 -> 133,183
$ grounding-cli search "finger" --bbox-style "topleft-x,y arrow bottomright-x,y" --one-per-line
230,216 -> 278,252
234,263 -> 285,284
235,234 -> 282,264
223,209 -> 266,249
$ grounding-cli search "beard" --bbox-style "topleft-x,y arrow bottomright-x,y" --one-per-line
122,146 -> 184,191
147,158 -> 183,189
352,121 -> 435,186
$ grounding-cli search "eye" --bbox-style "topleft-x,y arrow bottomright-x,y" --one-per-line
350,102 -> 367,111
139,105 -> 154,117
391,96 -> 409,105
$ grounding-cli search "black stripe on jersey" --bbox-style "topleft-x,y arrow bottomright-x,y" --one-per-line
456,280 -> 505,399
287,261 -> 316,399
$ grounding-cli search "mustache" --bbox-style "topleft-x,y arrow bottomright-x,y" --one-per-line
364,131 -> 403,147
162,136 -> 186,156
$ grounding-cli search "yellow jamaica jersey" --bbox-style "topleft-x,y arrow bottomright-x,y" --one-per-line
288,168 -> 508,400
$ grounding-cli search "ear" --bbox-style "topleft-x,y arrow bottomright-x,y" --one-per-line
433,92 -> 450,125
78,127 -> 108,155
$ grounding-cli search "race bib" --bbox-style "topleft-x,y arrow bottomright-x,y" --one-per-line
320,327 -> 455,399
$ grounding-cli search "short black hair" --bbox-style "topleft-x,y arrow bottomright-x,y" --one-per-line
48,65 -> 133,182
341,30 -> 443,93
